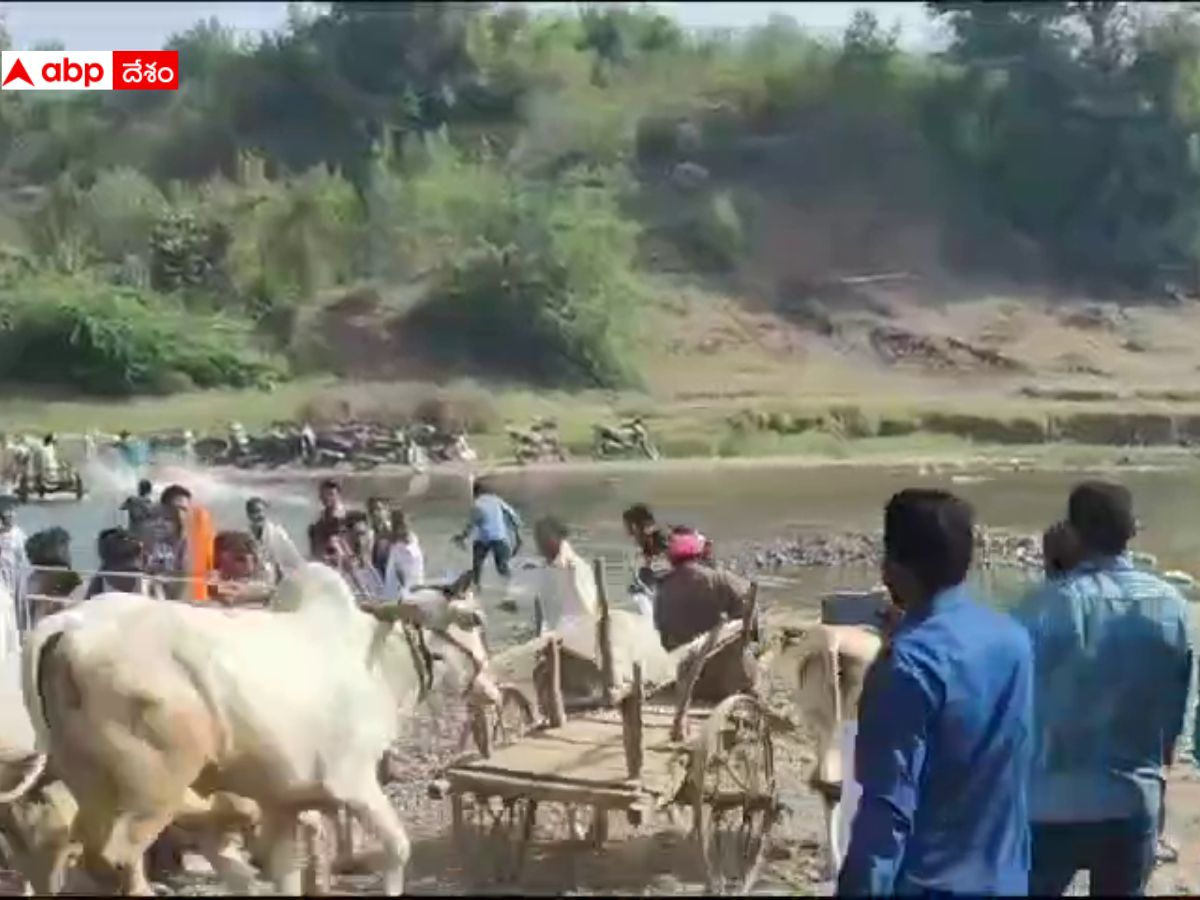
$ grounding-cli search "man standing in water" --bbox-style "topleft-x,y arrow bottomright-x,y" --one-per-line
1019,482 -> 1190,896
840,489 -> 1033,896
454,478 -> 522,589
121,479 -> 155,539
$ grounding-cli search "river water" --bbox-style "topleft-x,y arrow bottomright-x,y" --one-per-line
14,458 -> 1200,635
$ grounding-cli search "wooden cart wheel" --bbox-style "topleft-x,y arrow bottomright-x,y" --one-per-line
452,793 -> 537,888
460,685 -> 535,755
535,802 -> 608,847
691,694 -> 777,895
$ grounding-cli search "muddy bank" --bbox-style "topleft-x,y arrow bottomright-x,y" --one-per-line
734,403 -> 1200,449
727,527 -> 1045,575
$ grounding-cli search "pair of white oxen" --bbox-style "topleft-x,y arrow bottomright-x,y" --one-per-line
0,565 -> 880,895
0,563 -> 497,895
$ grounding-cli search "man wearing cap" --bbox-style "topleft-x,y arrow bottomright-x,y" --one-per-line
654,527 -> 757,701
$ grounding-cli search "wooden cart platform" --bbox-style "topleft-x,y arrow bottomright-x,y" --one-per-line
431,560 -> 779,895
443,705 -> 697,806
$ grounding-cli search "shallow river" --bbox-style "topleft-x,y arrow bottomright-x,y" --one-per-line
16,459 -> 1200,639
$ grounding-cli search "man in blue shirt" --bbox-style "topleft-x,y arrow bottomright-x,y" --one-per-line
839,489 -> 1033,896
1017,481 -> 1191,896
454,478 -> 522,588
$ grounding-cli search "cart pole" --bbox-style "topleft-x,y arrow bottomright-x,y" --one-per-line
593,557 -> 615,707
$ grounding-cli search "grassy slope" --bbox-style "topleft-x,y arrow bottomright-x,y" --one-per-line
6,282 -> 1200,469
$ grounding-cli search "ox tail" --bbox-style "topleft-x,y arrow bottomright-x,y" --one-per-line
22,619 -> 79,754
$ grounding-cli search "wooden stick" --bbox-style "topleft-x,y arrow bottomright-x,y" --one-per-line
471,705 -> 493,759
671,616 -> 726,742
741,582 -> 759,646
546,637 -> 566,728
593,557 -> 615,707
621,663 -> 644,780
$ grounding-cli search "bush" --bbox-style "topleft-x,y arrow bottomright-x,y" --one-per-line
149,208 -> 231,296
0,273 -> 284,395
82,168 -> 168,263
410,164 -> 643,388
675,188 -> 745,272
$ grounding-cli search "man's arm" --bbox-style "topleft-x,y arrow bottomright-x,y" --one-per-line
1166,602 -> 1192,765
273,526 -> 304,574
453,504 -> 479,546
837,656 -> 932,897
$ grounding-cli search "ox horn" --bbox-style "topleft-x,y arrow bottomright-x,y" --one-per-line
0,751 -> 47,803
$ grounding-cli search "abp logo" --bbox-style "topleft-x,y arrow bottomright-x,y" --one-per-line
0,51 -> 178,91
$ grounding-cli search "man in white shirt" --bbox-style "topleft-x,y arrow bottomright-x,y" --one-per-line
0,499 -> 28,638
532,517 -> 598,655
383,509 -> 425,600
246,497 -> 303,583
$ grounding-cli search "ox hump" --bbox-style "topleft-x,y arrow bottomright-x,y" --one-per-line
269,562 -> 361,619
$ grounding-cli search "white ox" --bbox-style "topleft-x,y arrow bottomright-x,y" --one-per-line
762,622 -> 882,878
21,562 -> 496,895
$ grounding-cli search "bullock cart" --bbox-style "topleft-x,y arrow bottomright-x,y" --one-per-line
431,560 -> 779,895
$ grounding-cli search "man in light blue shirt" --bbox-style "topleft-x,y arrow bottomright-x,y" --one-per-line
454,478 -> 522,588
839,489 -> 1033,896
1017,481 -> 1191,896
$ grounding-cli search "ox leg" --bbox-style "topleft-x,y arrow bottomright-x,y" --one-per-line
199,830 -> 259,895
344,786 -> 410,896
824,796 -> 841,879
261,811 -> 303,896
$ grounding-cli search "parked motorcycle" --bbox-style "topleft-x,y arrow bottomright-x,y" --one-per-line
592,417 -> 659,461
508,418 -> 569,466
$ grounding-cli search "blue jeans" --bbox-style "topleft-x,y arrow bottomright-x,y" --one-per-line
470,539 -> 512,587
1030,817 -> 1157,896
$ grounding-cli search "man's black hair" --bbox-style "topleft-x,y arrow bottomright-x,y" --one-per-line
160,484 -> 192,506
1068,480 -> 1135,556
215,530 -> 257,559
344,510 -> 370,529
319,479 -> 340,494
367,496 -> 388,509
137,479 -> 152,497
246,496 -> 266,510
25,527 -> 71,568
473,478 -> 495,498
883,489 -> 975,594
535,516 -> 570,542
622,503 -> 655,527
97,527 -> 143,569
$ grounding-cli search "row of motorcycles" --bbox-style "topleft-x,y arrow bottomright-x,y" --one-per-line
146,422 -> 477,471
508,417 -> 660,465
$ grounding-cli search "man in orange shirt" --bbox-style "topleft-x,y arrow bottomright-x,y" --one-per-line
145,485 -> 214,602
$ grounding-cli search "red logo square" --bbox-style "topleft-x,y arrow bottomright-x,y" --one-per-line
113,50 -> 178,90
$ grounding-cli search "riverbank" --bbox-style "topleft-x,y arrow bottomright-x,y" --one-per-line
209,441 -> 1200,491
8,377 -> 1200,473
